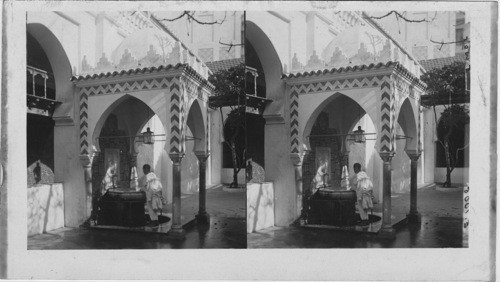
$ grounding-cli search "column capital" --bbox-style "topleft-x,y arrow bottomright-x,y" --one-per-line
169,153 -> 185,163
378,151 -> 395,163
194,151 -> 210,161
79,154 -> 92,168
405,149 -> 422,161
290,151 -> 309,166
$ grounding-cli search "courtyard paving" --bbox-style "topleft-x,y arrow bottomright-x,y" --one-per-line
28,185 -> 246,249
248,184 -> 466,248
28,183 -> 465,249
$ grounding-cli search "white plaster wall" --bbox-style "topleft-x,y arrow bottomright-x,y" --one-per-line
27,12 -> 125,75
247,11 -> 291,72
370,11 -> 457,59
209,110 -> 222,186
391,128 -> 411,193
102,16 -> 125,60
423,107 -> 437,183
312,13 -> 334,58
181,129 -> 200,195
264,121 -> 298,226
247,182 -> 274,233
79,13 -> 98,67
289,12 -> 308,68
27,183 -> 64,236
53,122 -> 87,228
157,11 -> 243,61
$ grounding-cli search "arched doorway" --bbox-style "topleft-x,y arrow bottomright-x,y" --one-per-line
26,23 -> 78,232
394,97 -> 421,224
244,37 -> 267,183
90,95 -> 169,223
301,93 -> 378,221
26,25 -> 73,185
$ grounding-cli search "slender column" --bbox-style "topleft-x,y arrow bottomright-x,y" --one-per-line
291,151 -> 307,223
79,154 -> 93,227
406,150 -> 422,223
90,151 -> 100,220
168,153 -> 186,239
195,151 -> 210,224
379,152 -> 395,239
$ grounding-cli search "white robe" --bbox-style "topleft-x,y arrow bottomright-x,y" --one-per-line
142,172 -> 164,210
101,166 -> 116,193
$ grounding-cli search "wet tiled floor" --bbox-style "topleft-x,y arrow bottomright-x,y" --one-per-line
248,185 -> 465,248
247,216 -> 463,248
29,216 -> 246,249
28,185 -> 246,249
28,184 -> 464,249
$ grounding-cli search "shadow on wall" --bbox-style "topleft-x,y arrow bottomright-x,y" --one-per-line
154,149 -> 172,204
181,141 -> 200,195
392,138 -> 411,193
247,182 -> 274,233
27,183 -> 64,236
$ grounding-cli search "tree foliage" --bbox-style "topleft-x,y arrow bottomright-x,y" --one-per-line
208,64 -> 246,188
208,63 -> 245,102
421,61 -> 470,187
421,61 -> 467,102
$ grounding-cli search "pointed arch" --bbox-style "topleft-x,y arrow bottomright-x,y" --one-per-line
397,98 -> 418,151
91,94 -> 159,152
186,99 -> 207,152
27,23 -> 74,119
302,92 -> 379,151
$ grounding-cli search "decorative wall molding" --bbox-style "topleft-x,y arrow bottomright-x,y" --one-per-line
289,88 -> 299,153
286,67 -> 421,154
288,74 -> 391,154
79,76 -> 181,97
75,66 -> 212,156
79,91 -> 89,155
170,81 -> 182,154
287,75 -> 389,96
380,76 -> 395,152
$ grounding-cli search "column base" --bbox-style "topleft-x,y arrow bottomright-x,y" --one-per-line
167,226 -> 186,240
195,212 -> 210,224
378,227 -> 396,239
407,212 -> 422,224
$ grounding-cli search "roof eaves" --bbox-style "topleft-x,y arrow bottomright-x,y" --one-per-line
71,63 -> 188,82
281,61 -> 397,79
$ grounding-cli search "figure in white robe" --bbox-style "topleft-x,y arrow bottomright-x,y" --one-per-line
140,164 -> 164,227
351,163 -> 374,225
101,163 -> 117,194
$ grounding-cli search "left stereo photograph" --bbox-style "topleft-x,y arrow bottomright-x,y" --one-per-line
26,10 -> 247,249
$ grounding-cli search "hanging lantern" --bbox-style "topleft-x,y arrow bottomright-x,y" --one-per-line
142,127 -> 155,144
353,126 -> 366,143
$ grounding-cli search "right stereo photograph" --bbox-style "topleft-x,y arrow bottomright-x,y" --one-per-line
244,10 -> 470,249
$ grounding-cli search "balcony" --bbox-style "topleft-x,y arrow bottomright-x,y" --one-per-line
27,65 -> 61,115
245,66 -> 272,115
208,66 -> 272,115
